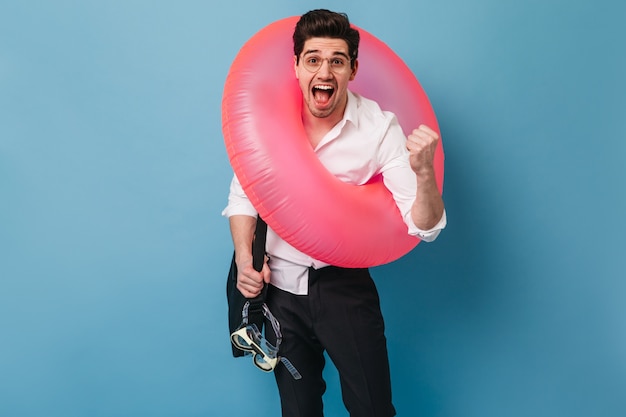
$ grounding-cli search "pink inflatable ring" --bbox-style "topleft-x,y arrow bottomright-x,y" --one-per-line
222,17 -> 444,267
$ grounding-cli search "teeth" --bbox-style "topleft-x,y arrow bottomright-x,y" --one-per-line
314,85 -> 333,90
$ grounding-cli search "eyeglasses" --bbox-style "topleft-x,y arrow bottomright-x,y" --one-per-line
301,54 -> 352,74
230,303 -> 302,380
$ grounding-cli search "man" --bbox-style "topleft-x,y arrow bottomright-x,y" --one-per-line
223,9 -> 446,417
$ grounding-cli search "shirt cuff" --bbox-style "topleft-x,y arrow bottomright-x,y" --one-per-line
407,209 -> 447,242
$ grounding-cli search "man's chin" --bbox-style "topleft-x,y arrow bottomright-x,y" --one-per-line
309,104 -> 334,118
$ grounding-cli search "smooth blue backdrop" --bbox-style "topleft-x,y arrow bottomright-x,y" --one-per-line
1,1 -> 624,416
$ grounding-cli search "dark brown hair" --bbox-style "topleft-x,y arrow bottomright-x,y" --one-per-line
293,9 -> 360,69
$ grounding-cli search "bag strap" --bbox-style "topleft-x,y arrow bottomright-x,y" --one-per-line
252,216 -> 267,273
246,216 -> 268,326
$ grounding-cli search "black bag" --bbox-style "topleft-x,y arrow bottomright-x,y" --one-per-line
226,216 -> 268,357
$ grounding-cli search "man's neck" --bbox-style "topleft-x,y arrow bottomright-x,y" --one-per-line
301,100 -> 347,149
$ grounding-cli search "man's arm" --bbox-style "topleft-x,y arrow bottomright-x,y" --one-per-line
407,125 -> 445,230
229,214 -> 270,298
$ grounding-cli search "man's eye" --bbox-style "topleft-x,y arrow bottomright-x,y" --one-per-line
307,57 -> 319,64
332,59 -> 344,66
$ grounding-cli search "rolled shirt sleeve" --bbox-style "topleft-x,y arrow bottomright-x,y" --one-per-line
221,174 -> 258,218
406,209 -> 447,242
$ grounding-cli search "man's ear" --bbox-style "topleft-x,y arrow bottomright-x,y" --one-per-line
294,55 -> 299,79
349,59 -> 359,81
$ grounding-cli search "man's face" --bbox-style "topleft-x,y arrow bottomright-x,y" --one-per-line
294,37 -> 358,120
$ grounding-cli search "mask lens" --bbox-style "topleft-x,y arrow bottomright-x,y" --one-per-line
253,353 -> 275,371
230,326 -> 258,351
232,333 -> 251,349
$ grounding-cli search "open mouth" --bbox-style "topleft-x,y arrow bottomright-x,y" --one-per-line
312,85 -> 335,105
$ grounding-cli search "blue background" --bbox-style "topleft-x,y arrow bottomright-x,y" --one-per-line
1,1 -> 625,416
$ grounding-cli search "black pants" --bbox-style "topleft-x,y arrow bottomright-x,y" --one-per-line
265,266 -> 396,417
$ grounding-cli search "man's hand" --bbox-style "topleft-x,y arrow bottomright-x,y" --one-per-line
406,124 -> 439,176
229,214 -> 272,298
236,258 -> 271,299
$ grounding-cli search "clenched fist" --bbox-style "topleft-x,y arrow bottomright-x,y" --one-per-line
406,124 -> 439,176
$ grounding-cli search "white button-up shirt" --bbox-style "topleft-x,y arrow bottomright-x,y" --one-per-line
223,91 -> 446,294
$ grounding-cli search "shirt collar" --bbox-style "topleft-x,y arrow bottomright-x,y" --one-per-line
342,90 -> 359,129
